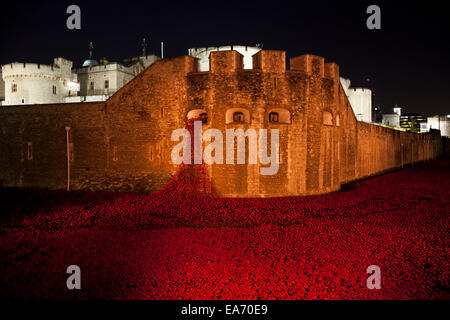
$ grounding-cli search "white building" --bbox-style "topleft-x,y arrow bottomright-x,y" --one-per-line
340,77 -> 372,123
0,70 -> 4,103
1,57 -> 79,105
382,107 -> 401,128
67,55 -> 159,103
1,55 -> 159,105
188,45 -> 262,71
382,113 -> 400,128
427,115 -> 450,138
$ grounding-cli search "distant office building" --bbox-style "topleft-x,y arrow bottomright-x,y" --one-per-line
399,113 -> 427,133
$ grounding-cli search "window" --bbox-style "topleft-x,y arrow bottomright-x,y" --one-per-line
112,146 -> 118,162
27,142 -> 33,161
200,112 -> 208,124
21,99 -> 25,104
233,112 -> 245,123
104,80 -> 109,89
90,81 -> 94,90
11,84 -> 17,92
273,77 -> 278,90
52,85 -> 57,95
160,107 -> 164,119
225,108 -> 250,124
187,109 -> 208,123
267,108 -> 291,124
269,112 -> 279,123
323,111 -> 333,126
149,145 -> 154,161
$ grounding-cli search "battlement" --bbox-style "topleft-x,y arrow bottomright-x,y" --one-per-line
252,50 -> 286,73
188,50 -> 343,80
324,62 -> 339,81
290,54 -> 325,77
194,50 -> 287,74
189,45 -> 260,56
2,62 -> 61,78
209,50 -> 244,74
349,87 -> 372,94
1,57 -> 75,80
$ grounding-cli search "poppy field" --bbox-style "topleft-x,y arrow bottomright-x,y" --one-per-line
0,160 -> 448,299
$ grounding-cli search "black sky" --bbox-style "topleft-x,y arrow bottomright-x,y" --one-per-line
1,0 -> 449,116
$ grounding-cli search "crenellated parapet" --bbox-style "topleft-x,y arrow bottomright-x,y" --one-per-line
209,50 -> 244,74
2,62 -> 65,81
0,49 -> 441,198
2,58 -> 75,81
252,50 -> 286,73
290,54 -> 324,77
1,58 -> 78,106
190,50 -> 341,81
324,62 -> 339,82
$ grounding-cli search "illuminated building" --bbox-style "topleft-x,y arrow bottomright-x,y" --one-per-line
400,113 -> 427,133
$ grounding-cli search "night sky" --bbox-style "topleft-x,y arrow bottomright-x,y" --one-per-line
1,0 -> 449,116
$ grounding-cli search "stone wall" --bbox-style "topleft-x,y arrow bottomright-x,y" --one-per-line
0,102 -> 106,189
0,50 -> 444,197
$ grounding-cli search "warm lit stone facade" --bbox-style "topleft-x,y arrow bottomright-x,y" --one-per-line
0,50 -> 445,196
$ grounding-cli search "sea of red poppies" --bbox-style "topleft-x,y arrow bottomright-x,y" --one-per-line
0,160 -> 449,299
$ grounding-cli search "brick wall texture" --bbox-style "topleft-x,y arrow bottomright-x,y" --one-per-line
0,51 -> 446,197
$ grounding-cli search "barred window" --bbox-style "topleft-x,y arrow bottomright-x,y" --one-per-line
27,142 -> 33,161
200,112 -> 208,124
269,112 -> 279,123
112,146 -> 118,162
233,112 -> 245,123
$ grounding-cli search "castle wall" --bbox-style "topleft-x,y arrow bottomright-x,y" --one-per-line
0,51 -> 444,196
99,56 -> 198,192
0,102 -> 107,189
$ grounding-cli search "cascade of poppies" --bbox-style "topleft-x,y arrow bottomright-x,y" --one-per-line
157,117 -> 217,201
